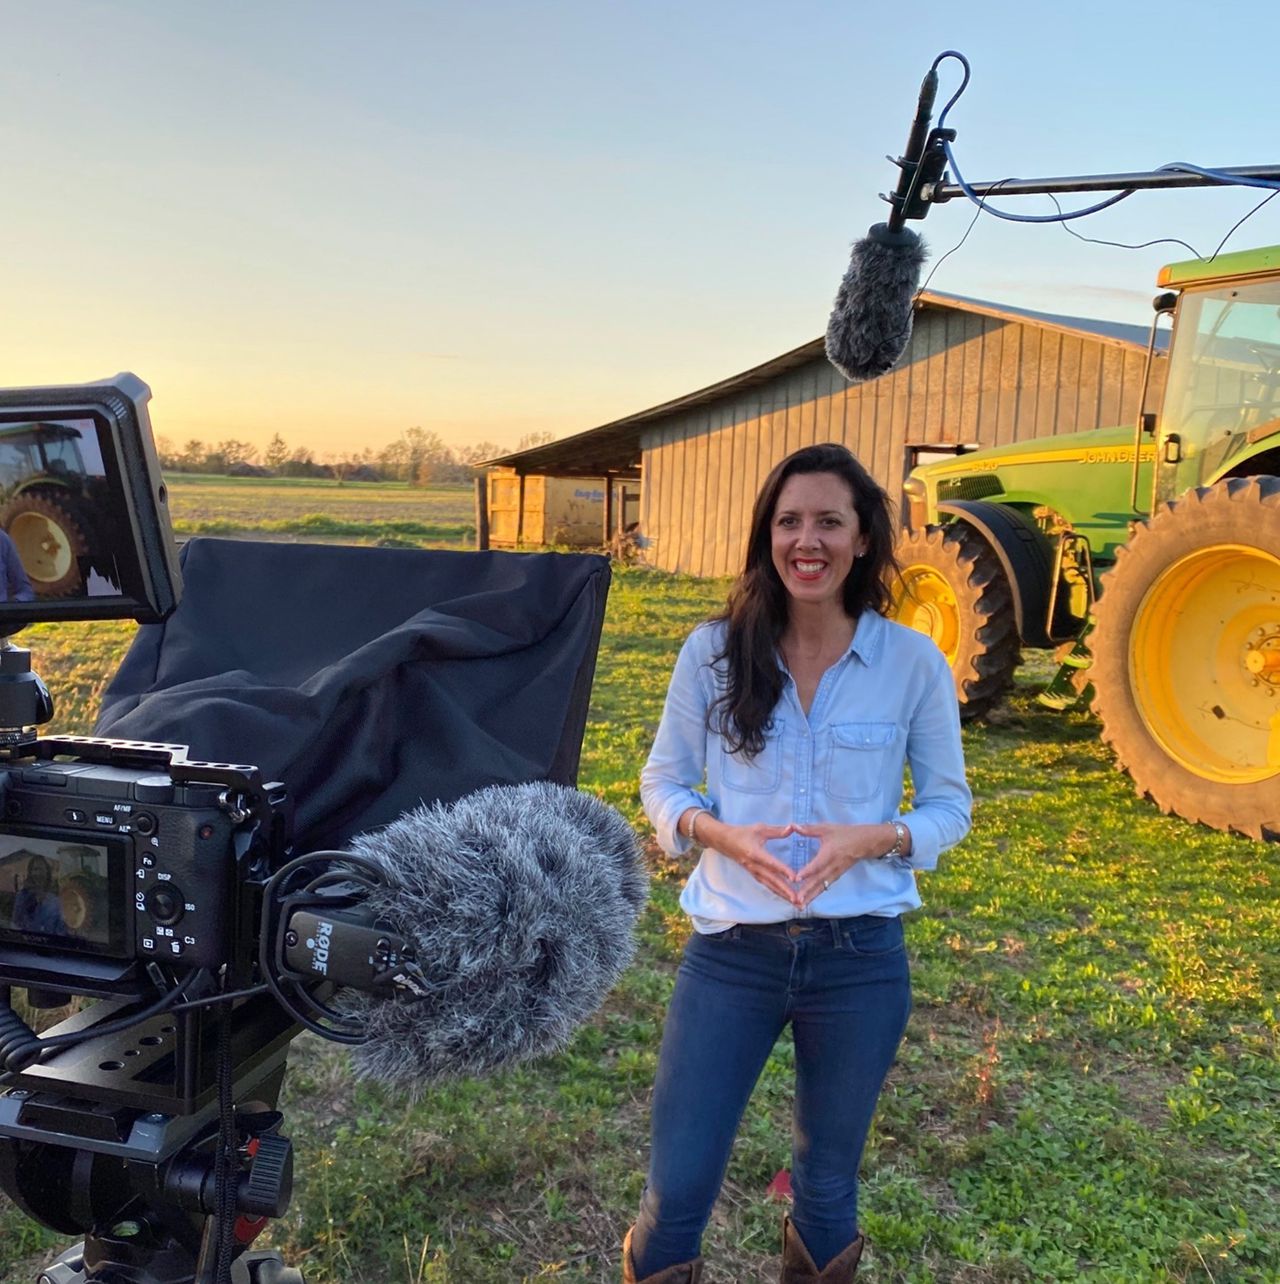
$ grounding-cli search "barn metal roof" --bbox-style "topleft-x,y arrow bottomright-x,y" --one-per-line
482,291 -> 1165,476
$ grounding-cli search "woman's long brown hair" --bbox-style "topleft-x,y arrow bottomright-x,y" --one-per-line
707,443 -> 899,757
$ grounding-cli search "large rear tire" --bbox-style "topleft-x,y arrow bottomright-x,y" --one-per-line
0,491 -> 91,597
890,523 -> 1022,719
59,877 -> 97,934
1090,476 -> 1280,841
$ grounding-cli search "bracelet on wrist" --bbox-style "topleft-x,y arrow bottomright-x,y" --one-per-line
687,808 -> 711,844
881,819 -> 908,860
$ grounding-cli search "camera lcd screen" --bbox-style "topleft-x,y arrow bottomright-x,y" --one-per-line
0,415 -> 129,605
0,831 -> 129,958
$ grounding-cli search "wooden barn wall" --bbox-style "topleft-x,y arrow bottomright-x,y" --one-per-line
639,313 -> 1165,576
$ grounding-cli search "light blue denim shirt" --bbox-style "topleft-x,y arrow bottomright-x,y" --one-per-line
640,611 -> 971,932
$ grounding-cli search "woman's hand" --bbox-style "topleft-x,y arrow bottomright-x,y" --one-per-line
792,822 -> 897,908
700,817 -> 802,908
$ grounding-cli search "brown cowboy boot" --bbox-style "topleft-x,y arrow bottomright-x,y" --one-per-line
622,1226 -> 704,1284
780,1215 -> 864,1283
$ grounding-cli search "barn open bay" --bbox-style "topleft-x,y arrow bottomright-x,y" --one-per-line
3,541 -> 1277,1282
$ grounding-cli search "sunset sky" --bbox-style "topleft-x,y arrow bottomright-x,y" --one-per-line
3,1 -> 1278,458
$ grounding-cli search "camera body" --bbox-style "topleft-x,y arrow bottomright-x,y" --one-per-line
0,736 -> 287,1007
0,758 -> 235,976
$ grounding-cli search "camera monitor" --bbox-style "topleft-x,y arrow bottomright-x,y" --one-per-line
0,373 -> 180,629
0,829 -> 128,958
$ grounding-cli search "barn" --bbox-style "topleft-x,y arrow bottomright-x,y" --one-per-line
476,291 -> 1167,574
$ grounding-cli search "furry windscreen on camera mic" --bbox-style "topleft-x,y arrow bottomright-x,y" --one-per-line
825,223 -> 928,383
341,781 -> 647,1090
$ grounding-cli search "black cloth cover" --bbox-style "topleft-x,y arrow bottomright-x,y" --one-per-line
96,538 -> 610,852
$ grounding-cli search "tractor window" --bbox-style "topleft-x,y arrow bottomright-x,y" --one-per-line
39,433 -> 84,473
0,437 -> 40,489
1162,279 -> 1280,443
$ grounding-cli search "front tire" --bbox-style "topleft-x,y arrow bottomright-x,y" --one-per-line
890,523 -> 1021,719
1090,476 -> 1280,841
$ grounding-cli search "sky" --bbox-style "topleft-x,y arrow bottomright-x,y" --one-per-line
3,1 -> 1278,459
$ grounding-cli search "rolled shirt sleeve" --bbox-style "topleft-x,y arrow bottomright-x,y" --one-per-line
640,627 -> 717,857
899,658 -> 972,870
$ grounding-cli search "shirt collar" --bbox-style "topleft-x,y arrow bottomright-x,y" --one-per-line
846,610 -> 886,667
771,609 -> 887,675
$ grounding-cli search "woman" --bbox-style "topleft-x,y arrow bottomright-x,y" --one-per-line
12,853 -> 68,936
627,443 -> 971,1283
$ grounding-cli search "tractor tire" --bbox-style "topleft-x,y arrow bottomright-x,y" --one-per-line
0,491 -> 91,597
891,523 -> 1022,719
59,877 -> 97,934
1090,476 -> 1280,841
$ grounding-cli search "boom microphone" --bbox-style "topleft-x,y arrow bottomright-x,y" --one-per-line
825,62 -> 938,382
824,222 -> 928,383
267,781 -> 648,1091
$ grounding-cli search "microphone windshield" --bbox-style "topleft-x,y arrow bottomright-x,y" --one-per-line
342,781 -> 647,1089
825,223 -> 927,382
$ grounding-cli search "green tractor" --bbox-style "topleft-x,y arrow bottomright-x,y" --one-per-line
893,245 -> 1280,839
0,421 -> 106,597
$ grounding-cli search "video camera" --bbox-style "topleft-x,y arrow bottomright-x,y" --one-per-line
0,377 -> 630,1284
0,376 -> 309,1284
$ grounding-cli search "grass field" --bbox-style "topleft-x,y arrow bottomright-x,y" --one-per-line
166,475 -> 476,547
0,504 -> 1277,1282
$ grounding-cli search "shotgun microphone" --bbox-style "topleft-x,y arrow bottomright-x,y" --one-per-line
266,781 -> 648,1092
824,65 -> 937,382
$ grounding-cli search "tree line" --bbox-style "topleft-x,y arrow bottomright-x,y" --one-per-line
154,427 -> 556,484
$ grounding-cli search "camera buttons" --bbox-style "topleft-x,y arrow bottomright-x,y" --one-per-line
63,807 -> 87,824
134,813 -> 157,836
145,885 -> 185,927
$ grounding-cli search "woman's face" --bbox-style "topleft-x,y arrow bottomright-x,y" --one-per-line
769,471 -> 867,610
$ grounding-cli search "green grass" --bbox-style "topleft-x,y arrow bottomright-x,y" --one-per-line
166,474 -> 426,488
1,566 -> 1277,1283
165,477 -> 475,547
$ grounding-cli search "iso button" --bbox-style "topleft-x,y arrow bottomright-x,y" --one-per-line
145,884 -> 186,927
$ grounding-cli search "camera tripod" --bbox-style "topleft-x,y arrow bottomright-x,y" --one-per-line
0,990 -> 306,1284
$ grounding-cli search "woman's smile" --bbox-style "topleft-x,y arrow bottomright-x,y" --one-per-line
770,472 -> 867,605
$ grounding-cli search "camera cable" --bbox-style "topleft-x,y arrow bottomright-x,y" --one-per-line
0,967 -> 208,1075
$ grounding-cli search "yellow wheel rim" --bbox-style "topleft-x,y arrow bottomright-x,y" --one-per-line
894,565 -> 961,664
9,513 -> 72,582
60,887 -> 89,931
1130,544 -> 1280,784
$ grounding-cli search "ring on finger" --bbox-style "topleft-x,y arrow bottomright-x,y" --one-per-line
821,878 -> 831,891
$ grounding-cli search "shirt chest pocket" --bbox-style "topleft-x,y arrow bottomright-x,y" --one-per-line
720,719 -> 786,795
825,721 -> 899,803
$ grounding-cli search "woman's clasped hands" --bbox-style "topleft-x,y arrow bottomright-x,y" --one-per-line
700,816 -> 893,909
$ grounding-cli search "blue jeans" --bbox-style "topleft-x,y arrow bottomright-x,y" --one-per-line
631,916 -> 911,1274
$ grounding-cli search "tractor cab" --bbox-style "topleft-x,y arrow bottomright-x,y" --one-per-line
1153,248 -> 1280,504
0,422 -> 91,491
